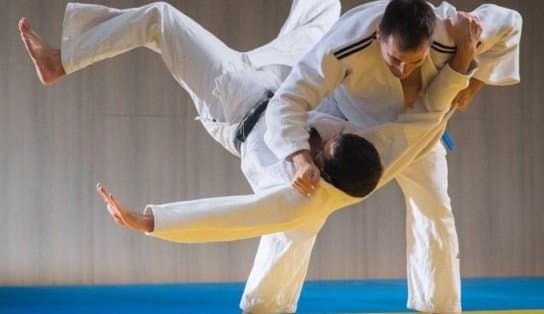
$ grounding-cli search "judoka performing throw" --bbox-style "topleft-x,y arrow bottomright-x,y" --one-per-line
18,0 -> 520,313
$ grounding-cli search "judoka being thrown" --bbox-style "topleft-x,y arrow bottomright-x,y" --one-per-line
19,1 -> 484,313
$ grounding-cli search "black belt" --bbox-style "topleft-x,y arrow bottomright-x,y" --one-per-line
233,90 -> 274,153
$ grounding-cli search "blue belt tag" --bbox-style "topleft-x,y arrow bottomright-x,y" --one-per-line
441,131 -> 455,151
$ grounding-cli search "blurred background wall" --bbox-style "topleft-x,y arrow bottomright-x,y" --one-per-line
0,0 -> 542,285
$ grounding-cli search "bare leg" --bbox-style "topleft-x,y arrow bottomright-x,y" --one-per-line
96,183 -> 154,233
18,17 -> 65,85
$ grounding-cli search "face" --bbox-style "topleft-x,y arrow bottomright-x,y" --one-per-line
377,31 -> 430,79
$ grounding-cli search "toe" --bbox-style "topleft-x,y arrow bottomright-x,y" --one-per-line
19,17 -> 30,32
18,18 -> 25,31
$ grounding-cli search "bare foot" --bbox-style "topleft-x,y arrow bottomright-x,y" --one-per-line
18,17 -> 65,85
97,183 -> 154,233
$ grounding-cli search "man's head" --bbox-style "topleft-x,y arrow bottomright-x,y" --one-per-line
376,0 -> 436,79
311,131 -> 383,198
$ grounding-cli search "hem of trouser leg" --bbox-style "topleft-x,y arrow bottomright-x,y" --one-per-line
240,305 -> 297,314
240,299 -> 296,314
60,2 -> 78,75
407,299 -> 461,314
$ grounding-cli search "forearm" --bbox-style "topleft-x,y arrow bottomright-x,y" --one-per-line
449,47 -> 475,75
424,10 -> 482,112
141,211 -> 155,232
423,61 -> 475,113
432,3 -> 521,85
144,186 -> 326,243
291,150 -> 313,168
466,77 -> 485,97
144,180 -> 359,244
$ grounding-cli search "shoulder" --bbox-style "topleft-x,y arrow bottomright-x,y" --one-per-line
333,33 -> 377,60
319,1 -> 387,60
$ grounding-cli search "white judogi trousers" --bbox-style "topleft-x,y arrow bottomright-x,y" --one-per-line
398,142 -> 460,313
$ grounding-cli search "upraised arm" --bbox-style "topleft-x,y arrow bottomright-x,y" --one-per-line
470,4 -> 522,86
264,3 -> 386,195
423,10 -> 481,113
433,2 -> 522,85
432,3 -> 522,110
263,2 -> 385,161
263,38 -> 349,195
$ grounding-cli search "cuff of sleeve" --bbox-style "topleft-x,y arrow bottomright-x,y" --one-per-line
465,59 -> 479,76
451,59 -> 479,78
143,204 -> 169,236
474,67 -> 520,86
423,62 -> 476,113
443,61 -> 476,87
60,3 -> 78,74
473,53 -> 521,86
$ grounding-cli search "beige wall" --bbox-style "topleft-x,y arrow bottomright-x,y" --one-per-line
0,0 -> 542,285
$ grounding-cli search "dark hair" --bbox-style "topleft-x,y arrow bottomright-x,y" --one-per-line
323,134 -> 383,198
379,0 -> 436,51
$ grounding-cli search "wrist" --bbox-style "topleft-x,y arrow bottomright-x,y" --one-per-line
291,150 -> 312,167
144,213 -> 154,232
450,51 -> 474,74
469,78 -> 485,92
456,44 -> 477,59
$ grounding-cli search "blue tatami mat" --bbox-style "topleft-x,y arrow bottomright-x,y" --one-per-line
1,277 -> 543,313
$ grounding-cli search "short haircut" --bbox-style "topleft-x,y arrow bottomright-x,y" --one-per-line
379,0 -> 436,51
323,134 -> 383,198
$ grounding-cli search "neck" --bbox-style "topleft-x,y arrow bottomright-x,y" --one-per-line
401,66 -> 422,83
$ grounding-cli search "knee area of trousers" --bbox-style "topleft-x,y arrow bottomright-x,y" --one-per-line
142,1 -> 182,26
407,197 -> 453,217
149,1 -> 175,15
429,206 -> 455,221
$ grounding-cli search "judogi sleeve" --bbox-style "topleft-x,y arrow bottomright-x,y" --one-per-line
343,61 -> 477,185
432,2 -> 522,85
423,61 -> 478,112
144,182 -> 359,243
471,4 -> 522,85
264,2 -> 387,160
263,40 -> 349,160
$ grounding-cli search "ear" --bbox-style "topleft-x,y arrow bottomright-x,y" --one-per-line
375,24 -> 381,41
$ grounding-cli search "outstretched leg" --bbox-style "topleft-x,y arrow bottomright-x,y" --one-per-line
19,2 -> 274,155
59,2 -> 247,121
18,17 -> 66,85
18,1 -> 340,154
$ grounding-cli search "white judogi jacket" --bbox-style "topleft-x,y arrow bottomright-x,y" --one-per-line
264,1 -> 522,160
145,62 -> 473,243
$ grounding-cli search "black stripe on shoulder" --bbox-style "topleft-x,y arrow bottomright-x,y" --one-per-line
334,33 -> 376,56
431,41 -> 482,54
432,41 -> 456,51
336,41 -> 374,59
431,45 -> 456,54
334,33 -> 376,60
